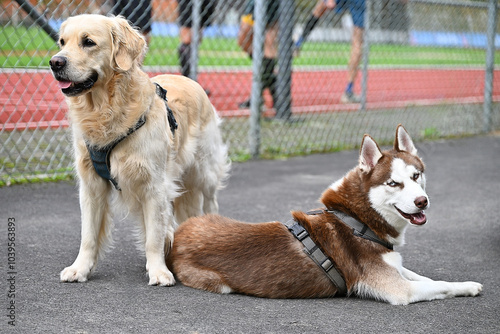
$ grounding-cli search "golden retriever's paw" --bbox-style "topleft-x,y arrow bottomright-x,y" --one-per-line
148,268 -> 176,286
60,265 -> 90,283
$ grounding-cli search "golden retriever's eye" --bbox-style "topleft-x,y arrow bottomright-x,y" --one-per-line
83,38 -> 96,47
59,38 -> 65,46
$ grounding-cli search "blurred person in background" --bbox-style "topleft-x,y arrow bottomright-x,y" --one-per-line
295,0 -> 365,104
177,0 -> 217,80
237,0 -> 279,110
112,0 -> 152,45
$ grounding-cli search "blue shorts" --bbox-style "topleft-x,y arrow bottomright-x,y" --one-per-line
335,0 -> 365,28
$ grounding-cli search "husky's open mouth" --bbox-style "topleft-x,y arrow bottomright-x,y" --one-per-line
55,72 -> 98,97
395,206 -> 427,225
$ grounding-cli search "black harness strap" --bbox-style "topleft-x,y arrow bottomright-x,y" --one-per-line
283,219 -> 348,296
154,83 -> 178,135
86,114 -> 146,191
282,209 -> 394,296
86,83 -> 177,190
326,209 -> 394,250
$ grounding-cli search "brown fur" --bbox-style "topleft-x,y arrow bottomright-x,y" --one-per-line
168,126 -> 483,304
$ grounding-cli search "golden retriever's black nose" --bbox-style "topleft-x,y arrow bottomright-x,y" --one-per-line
49,56 -> 67,71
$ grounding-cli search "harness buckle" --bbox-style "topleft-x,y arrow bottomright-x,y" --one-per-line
321,259 -> 334,272
296,230 -> 308,241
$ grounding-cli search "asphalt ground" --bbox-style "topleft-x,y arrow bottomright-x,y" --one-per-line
1,134 -> 499,334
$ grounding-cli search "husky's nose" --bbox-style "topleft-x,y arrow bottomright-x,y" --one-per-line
49,56 -> 67,71
414,196 -> 428,209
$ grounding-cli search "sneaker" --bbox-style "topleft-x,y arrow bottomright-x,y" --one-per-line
340,92 -> 361,104
238,98 -> 251,109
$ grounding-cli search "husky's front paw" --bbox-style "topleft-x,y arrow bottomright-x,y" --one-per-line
461,281 -> 483,296
60,265 -> 91,283
148,267 -> 175,286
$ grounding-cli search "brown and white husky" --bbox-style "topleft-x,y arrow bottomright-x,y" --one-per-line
167,125 -> 482,304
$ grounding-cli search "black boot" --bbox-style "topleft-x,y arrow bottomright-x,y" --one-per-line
238,57 -> 277,110
178,43 -> 191,77
261,57 -> 277,95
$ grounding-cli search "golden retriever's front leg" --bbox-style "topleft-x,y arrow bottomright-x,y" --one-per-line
143,197 -> 176,286
61,180 -> 112,282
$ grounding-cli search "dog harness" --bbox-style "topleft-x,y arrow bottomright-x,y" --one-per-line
283,217 -> 348,296
328,209 -> 394,250
85,83 -> 177,191
283,209 -> 394,296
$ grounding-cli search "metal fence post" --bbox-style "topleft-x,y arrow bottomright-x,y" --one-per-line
276,0 -> 294,121
249,0 -> 266,158
360,0 -> 372,111
483,0 -> 498,133
190,0 -> 201,81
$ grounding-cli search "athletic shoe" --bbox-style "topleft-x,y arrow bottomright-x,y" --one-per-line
340,92 -> 361,104
238,98 -> 251,109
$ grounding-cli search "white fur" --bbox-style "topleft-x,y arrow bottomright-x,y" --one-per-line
359,136 -> 383,173
379,253 -> 483,305
369,158 -> 429,245
219,285 -> 233,294
55,15 -> 230,286
329,177 -> 344,192
354,252 -> 483,305
353,126 -> 482,304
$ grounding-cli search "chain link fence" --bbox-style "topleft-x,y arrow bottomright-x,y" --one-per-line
1,0 -> 499,186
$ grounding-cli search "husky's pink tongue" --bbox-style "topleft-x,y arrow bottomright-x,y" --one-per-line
58,81 -> 72,89
410,212 -> 427,225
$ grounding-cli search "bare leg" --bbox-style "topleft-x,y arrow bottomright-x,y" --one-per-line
347,26 -> 363,86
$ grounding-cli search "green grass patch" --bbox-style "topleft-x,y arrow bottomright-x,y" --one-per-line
0,168 -> 73,187
1,25 -> 495,68
421,127 -> 440,139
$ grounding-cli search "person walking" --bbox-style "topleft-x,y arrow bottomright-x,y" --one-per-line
295,0 -> 365,104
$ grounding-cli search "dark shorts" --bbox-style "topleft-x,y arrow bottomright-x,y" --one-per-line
335,0 -> 365,28
113,0 -> 152,33
242,0 -> 279,27
178,0 -> 217,28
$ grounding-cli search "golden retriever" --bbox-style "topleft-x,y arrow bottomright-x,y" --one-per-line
49,14 -> 230,286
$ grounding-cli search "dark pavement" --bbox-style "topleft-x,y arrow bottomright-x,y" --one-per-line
1,134 -> 499,333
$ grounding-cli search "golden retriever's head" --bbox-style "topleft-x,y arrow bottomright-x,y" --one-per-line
49,14 -> 146,97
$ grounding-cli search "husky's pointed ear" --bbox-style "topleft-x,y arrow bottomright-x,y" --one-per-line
359,134 -> 383,173
111,16 -> 146,71
394,124 -> 417,155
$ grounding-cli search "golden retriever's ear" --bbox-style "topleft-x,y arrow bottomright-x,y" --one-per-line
111,16 -> 146,71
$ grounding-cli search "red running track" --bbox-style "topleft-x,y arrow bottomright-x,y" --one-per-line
1,68 -> 499,131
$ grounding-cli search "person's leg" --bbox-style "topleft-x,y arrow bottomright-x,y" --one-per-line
263,24 -> 278,106
341,0 -> 365,103
178,0 -> 193,77
178,26 -> 192,77
238,24 -> 278,109
345,26 -> 363,94
295,0 -> 328,50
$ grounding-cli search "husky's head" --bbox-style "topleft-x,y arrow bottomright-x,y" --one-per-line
360,125 -> 429,240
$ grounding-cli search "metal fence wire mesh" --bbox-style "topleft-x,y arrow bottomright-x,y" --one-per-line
1,0 -> 499,186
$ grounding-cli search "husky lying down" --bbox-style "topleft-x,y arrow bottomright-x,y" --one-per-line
167,125 -> 483,304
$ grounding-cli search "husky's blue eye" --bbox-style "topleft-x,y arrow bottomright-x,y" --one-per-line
387,180 -> 399,187
412,173 -> 420,181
